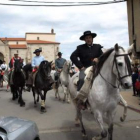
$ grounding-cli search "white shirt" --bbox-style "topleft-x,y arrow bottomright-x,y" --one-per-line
1,64 -> 7,70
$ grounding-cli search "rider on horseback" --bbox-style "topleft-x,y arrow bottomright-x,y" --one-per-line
9,53 -> 22,85
26,49 -> 54,91
54,52 -> 66,82
70,30 -> 103,109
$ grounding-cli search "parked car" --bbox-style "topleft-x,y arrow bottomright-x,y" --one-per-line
0,116 -> 40,140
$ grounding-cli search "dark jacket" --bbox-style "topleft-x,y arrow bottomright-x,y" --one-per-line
132,72 -> 139,84
70,43 -> 103,69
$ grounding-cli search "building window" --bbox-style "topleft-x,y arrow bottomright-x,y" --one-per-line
37,37 -> 40,40
16,41 -> 18,45
39,47 -> 42,51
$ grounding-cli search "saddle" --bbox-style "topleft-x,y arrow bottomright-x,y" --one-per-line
73,66 -> 93,86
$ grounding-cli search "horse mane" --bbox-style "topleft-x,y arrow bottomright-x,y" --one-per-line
38,60 -> 51,74
94,48 -> 114,77
39,60 -> 49,69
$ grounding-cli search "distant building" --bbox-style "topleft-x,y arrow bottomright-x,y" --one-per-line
0,29 -> 60,64
127,0 -> 140,64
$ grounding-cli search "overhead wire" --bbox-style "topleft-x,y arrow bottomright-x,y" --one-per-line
7,0 -> 102,3
0,0 -> 126,7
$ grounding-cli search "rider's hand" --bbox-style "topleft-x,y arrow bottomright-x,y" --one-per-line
93,58 -> 98,63
80,67 -> 85,71
58,69 -> 62,72
35,66 -> 39,69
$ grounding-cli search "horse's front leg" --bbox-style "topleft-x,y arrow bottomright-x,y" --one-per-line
106,111 -> 115,140
119,94 -> 128,122
92,111 -> 107,140
62,85 -> 67,102
32,87 -> 37,106
77,107 -> 88,139
19,87 -> 25,107
66,87 -> 70,103
37,89 -> 46,113
55,81 -> 61,100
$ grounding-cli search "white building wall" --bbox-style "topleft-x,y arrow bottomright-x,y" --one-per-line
26,34 -> 55,42
10,49 -> 27,60
29,44 -> 59,62
8,41 -> 26,45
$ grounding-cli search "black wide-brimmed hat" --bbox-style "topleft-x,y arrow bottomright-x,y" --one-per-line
33,49 -> 42,54
80,31 -> 97,40
58,52 -> 62,55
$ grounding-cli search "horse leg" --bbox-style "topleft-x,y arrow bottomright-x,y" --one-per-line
11,86 -> 16,100
92,112 -> 107,140
55,81 -> 61,100
77,107 -> 88,139
37,89 -> 46,113
106,112 -> 114,140
62,85 -> 66,102
75,107 -> 80,126
65,87 -> 70,103
19,87 -> 25,107
119,94 -> 128,122
32,87 -> 37,105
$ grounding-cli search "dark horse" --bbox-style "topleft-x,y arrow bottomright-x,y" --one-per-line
32,60 -> 53,113
10,59 -> 25,107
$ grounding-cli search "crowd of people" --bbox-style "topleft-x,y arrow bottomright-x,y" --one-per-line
132,65 -> 140,105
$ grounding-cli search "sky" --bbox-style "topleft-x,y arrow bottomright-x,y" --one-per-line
0,0 -> 129,60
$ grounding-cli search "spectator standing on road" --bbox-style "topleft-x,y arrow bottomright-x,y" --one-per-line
132,67 -> 139,96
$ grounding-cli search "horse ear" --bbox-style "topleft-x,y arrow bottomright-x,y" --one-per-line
127,43 -> 134,55
49,61 -> 53,65
114,43 -> 119,52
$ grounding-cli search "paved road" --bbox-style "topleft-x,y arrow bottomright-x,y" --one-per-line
0,86 -> 140,140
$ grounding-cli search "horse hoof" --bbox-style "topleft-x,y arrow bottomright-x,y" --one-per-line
120,117 -> 124,122
82,135 -> 88,140
12,97 -> 16,100
41,107 -> 46,113
75,120 -> 80,127
92,136 -> 102,140
67,100 -> 70,103
20,101 -> 25,107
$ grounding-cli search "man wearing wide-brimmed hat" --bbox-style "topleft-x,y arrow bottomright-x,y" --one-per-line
25,49 -> 45,91
32,49 -> 44,69
70,30 -> 103,109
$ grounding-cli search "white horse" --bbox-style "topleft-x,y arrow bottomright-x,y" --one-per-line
69,44 -> 132,140
53,60 -> 72,103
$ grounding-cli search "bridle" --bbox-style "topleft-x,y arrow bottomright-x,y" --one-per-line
100,53 -> 132,88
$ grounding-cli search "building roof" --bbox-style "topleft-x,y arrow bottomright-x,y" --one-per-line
27,40 -> 60,44
0,38 -> 26,41
26,32 -> 55,35
9,44 -> 27,49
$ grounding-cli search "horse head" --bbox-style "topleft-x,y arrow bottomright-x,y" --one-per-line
112,43 -> 132,89
39,60 -> 52,78
63,60 -> 72,73
14,59 -> 23,72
